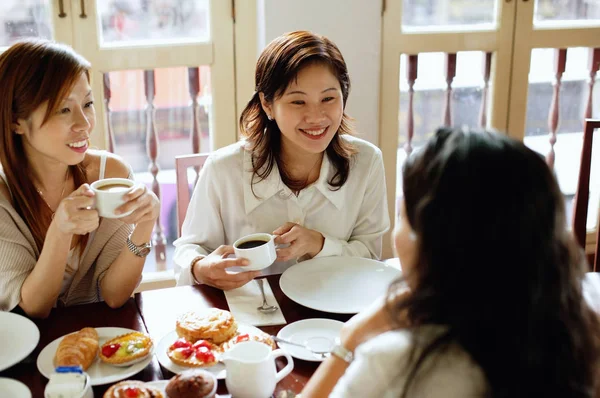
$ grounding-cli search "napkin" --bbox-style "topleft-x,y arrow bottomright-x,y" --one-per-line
224,279 -> 287,327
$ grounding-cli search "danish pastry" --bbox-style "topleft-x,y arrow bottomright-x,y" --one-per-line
220,330 -> 276,352
99,332 -> 153,365
53,327 -> 99,371
175,309 -> 237,344
167,338 -> 218,367
103,380 -> 163,398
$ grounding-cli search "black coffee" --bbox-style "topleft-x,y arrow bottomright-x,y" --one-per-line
237,239 -> 268,249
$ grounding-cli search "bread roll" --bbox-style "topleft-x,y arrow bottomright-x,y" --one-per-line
53,327 -> 99,371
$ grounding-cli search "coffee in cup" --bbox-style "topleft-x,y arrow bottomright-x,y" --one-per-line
90,178 -> 135,219
233,233 -> 277,271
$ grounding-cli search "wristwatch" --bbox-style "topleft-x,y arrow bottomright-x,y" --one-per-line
126,235 -> 152,258
330,338 -> 354,364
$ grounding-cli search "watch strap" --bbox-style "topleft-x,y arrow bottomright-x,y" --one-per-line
190,255 -> 206,285
126,235 -> 151,257
330,338 -> 354,364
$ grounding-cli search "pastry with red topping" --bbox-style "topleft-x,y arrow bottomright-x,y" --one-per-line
167,337 -> 218,367
99,332 -> 153,366
102,380 -> 163,398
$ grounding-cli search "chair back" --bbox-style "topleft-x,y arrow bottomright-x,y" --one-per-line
572,119 -> 600,271
175,153 -> 209,237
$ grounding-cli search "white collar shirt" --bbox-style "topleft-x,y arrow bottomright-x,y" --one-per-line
174,135 -> 390,285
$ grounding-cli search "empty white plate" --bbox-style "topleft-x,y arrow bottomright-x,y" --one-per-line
277,319 -> 344,362
0,312 -> 40,372
0,378 -> 31,398
280,256 -> 401,314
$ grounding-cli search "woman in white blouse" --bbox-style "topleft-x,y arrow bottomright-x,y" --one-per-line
174,30 -> 390,289
303,128 -> 600,397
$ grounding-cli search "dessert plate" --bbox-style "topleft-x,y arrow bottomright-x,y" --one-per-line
0,312 -> 40,372
37,327 -> 153,386
277,319 -> 343,362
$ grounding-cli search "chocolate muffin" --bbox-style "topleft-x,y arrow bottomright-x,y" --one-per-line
165,370 -> 216,398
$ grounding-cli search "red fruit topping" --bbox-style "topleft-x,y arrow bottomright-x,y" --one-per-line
236,333 -> 250,343
180,347 -> 194,358
124,387 -> 140,397
192,339 -> 212,350
101,343 -> 121,358
170,338 -> 192,350
195,346 -> 215,363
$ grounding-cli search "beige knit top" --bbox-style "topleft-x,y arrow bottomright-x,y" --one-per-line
0,175 -> 133,311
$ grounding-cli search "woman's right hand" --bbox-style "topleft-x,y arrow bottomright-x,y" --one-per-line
52,183 -> 99,236
192,245 -> 261,290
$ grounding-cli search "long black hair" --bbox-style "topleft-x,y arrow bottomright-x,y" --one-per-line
390,127 -> 600,397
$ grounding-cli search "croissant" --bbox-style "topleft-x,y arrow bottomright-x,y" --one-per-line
53,327 -> 99,370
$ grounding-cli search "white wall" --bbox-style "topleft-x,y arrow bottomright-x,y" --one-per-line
259,0 -> 383,146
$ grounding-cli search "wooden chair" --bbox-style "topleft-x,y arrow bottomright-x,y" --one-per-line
175,153 -> 209,237
572,119 -> 600,271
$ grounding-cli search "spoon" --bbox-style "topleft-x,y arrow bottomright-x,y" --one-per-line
256,278 -> 278,313
271,335 -> 330,359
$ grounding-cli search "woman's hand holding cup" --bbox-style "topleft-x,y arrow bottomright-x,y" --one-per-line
114,183 -> 160,225
193,245 -> 261,290
53,184 -> 99,236
273,222 -> 325,261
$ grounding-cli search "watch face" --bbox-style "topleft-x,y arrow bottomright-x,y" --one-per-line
138,246 -> 152,257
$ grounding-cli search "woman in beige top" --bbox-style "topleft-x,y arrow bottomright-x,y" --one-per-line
0,40 -> 160,318
303,128 -> 600,397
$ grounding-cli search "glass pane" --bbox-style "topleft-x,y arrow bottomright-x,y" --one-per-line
402,0 -> 497,29
106,66 -> 212,271
396,51 -> 490,208
535,0 -> 600,24
0,0 -> 52,47
523,48 -> 600,230
98,0 -> 210,46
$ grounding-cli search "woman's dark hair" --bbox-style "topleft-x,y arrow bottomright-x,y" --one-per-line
389,127 -> 600,397
0,39 -> 91,252
239,30 -> 356,194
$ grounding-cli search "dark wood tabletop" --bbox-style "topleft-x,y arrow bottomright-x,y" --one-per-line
0,298 -> 163,397
136,274 -> 353,396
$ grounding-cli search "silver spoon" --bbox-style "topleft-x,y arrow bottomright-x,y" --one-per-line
271,335 -> 330,359
256,278 -> 278,313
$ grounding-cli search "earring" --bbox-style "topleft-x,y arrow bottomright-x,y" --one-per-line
267,115 -> 273,121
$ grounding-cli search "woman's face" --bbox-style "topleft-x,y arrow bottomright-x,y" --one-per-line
394,200 -> 418,285
261,62 -> 344,157
15,73 -> 95,167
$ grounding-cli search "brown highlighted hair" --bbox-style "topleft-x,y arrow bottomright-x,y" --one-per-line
239,30 -> 357,194
0,40 -> 91,252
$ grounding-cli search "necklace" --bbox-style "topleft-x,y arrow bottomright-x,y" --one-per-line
37,169 -> 69,216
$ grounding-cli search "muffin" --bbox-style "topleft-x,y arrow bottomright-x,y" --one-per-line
165,370 -> 217,398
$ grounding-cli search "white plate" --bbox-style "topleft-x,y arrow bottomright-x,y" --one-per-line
277,319 -> 343,362
0,312 -> 40,372
0,378 -> 31,398
37,327 -> 153,386
156,323 -> 264,379
280,256 -> 401,314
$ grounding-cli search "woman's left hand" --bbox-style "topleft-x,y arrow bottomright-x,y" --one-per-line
273,222 -> 325,261
114,183 -> 160,225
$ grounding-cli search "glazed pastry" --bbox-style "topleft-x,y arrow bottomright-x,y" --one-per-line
99,332 -> 153,365
175,309 -> 237,344
167,337 -> 218,367
220,330 -> 276,352
103,380 -> 163,398
53,327 -> 99,371
165,370 -> 216,398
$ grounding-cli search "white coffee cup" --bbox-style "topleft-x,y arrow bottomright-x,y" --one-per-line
233,233 -> 277,271
90,178 -> 134,219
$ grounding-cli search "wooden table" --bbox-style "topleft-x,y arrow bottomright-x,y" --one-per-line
0,299 -> 163,397
136,274 -> 352,396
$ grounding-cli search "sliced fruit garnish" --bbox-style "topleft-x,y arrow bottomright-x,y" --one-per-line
101,343 -> 121,358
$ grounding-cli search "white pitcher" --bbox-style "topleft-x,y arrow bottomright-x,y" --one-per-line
223,341 -> 294,398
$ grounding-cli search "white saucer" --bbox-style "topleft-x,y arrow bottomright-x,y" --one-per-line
0,378 -> 31,398
277,319 -> 344,362
0,312 -> 40,372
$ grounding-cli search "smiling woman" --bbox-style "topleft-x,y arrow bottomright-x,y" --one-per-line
174,31 -> 390,291
0,40 -> 160,317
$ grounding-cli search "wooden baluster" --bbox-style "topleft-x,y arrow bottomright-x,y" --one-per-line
443,53 -> 457,127
405,55 -> 418,155
546,49 -> 567,169
103,73 -> 116,153
188,67 -> 202,188
585,48 -> 600,119
143,70 -> 166,270
479,52 -> 492,128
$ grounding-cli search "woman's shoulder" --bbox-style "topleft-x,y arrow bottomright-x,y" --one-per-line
84,150 -> 132,182
341,135 -> 382,159
0,170 -> 12,205
205,141 -> 246,168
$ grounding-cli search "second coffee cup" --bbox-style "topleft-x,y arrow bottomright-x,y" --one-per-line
90,178 -> 135,219
233,233 -> 277,271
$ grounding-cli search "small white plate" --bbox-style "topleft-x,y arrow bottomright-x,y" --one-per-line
0,312 -> 40,372
277,319 -> 343,362
156,323 -> 264,379
280,256 -> 401,314
37,327 -> 153,386
0,378 -> 31,398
